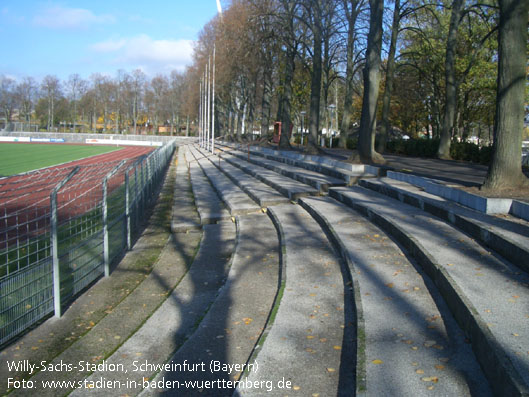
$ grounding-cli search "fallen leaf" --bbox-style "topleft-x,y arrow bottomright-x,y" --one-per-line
435,365 -> 445,370
421,377 -> 439,383
416,369 -> 425,374
372,359 -> 384,365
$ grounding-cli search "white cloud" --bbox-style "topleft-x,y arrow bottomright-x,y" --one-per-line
91,35 -> 195,73
91,39 -> 127,53
33,6 -> 115,30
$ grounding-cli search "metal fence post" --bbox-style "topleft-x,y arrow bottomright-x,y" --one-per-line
134,164 -> 139,231
102,160 -> 126,277
50,166 -> 79,318
140,160 -> 145,214
102,177 -> 109,277
125,171 -> 131,251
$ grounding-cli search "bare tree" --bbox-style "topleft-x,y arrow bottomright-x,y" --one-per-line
147,75 -> 170,134
376,0 -> 402,153
41,75 -> 61,131
301,0 -> 325,153
169,71 -> 184,135
0,76 -> 17,129
66,74 -> 87,132
339,0 -> 365,148
16,77 -> 37,126
129,69 -> 146,135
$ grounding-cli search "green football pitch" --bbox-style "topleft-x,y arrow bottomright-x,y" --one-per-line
0,143 -> 121,177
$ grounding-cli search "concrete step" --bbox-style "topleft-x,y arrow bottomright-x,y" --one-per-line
187,146 -> 260,216
218,152 -> 319,200
171,147 -> 202,232
218,142 -> 378,185
197,148 -> 290,208
69,221 -> 237,397
184,146 -> 231,224
239,203 -> 355,396
141,212 -> 280,396
329,185 -> 529,397
221,145 -> 346,192
359,177 -> 529,274
299,196 -> 491,396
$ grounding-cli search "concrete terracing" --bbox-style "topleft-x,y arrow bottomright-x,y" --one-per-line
4,142 -> 528,396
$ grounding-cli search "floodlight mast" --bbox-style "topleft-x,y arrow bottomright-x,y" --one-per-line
211,0 -> 222,154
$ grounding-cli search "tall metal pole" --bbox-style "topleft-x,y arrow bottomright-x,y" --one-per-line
199,78 -> 203,147
212,45 -> 216,154
202,66 -> 208,147
207,55 -> 211,152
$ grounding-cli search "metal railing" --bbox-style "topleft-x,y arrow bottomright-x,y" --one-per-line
0,141 -> 176,346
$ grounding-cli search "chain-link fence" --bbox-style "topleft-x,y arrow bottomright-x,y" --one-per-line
0,141 -> 176,346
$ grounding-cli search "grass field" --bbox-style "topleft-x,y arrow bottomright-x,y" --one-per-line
0,143 -> 121,177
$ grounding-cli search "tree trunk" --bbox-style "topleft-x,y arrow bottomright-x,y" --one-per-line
260,67 -> 272,137
356,0 -> 385,164
306,4 -> 323,154
279,46 -> 296,149
376,0 -> 400,153
438,0 -> 465,159
482,0 -> 529,190
339,1 -> 359,148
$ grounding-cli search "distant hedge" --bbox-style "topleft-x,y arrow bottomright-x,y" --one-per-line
385,138 -> 492,165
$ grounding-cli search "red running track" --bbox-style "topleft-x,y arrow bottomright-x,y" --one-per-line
0,145 -> 155,251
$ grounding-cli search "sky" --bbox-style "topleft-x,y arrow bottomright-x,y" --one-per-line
0,0 -> 222,82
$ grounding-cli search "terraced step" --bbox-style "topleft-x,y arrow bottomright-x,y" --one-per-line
69,221 -> 237,397
299,196 -> 491,396
330,185 -> 529,397
184,146 -> 231,224
239,203 -> 355,396
359,177 -> 529,272
187,147 -> 260,215
217,152 -> 318,200
196,148 -> 289,207
222,146 -> 346,192
218,142 -> 377,185
171,147 -> 202,232
141,212 -> 280,396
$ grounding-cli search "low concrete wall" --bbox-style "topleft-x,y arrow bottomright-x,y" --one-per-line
387,171 -> 529,222
2,131 -> 194,145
